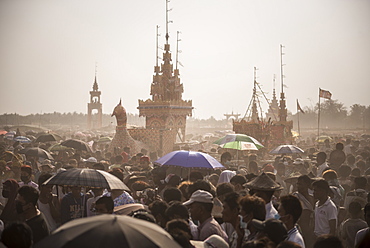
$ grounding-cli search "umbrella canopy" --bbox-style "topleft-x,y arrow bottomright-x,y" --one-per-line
155,150 -> 224,169
49,144 -> 74,152
35,215 -> 181,248
19,147 -> 54,160
221,141 -> 259,151
269,145 -> 304,154
35,133 -> 63,143
4,131 -> 15,140
43,168 -> 130,190
13,136 -> 32,143
60,139 -> 92,152
214,134 -> 264,148
0,130 -> 7,135
97,137 -> 112,143
316,135 -> 333,143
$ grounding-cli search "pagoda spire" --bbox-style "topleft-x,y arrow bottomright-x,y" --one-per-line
93,63 -> 98,91
279,44 -> 288,122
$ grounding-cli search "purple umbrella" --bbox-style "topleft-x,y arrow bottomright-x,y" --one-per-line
155,150 -> 224,169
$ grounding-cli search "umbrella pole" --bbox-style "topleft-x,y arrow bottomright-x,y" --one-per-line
188,168 -> 191,181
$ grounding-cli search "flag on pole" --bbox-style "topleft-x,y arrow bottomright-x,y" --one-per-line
297,99 -> 305,114
319,88 -> 332,99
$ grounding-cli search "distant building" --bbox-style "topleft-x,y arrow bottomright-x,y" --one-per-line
87,75 -> 102,129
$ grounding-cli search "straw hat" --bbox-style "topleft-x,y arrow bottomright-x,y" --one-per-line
243,172 -> 283,191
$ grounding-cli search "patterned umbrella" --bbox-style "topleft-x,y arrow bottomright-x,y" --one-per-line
4,131 -> 15,140
214,134 -> 264,148
269,145 -> 304,154
13,136 -> 32,143
43,168 -> 130,190
155,150 -> 224,169
19,147 -> 54,160
35,215 -> 181,248
60,139 -> 92,152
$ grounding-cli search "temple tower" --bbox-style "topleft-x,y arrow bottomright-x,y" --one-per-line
266,75 -> 279,122
137,1 -> 193,142
87,75 -> 102,129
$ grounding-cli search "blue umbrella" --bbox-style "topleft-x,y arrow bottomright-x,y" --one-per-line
13,136 -> 32,143
155,150 -> 224,169
269,145 -> 304,154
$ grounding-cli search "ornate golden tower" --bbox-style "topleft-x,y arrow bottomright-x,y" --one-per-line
138,1 -> 193,142
87,75 -> 102,129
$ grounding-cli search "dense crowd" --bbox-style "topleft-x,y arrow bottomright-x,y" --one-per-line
0,136 -> 369,248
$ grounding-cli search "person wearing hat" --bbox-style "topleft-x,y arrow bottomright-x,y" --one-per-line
19,165 -> 38,189
40,160 -> 54,174
244,172 -> 282,220
84,157 -> 97,168
183,190 -> 228,242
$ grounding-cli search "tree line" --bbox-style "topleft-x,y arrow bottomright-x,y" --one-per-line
0,100 -> 368,131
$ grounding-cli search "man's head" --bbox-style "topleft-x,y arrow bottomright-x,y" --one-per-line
250,218 -> 288,246
163,187 -> 182,203
278,195 -> 302,229
16,186 -> 39,215
239,195 -> 266,225
296,175 -> 312,194
20,165 -> 32,184
221,192 -> 240,224
94,196 -> 114,215
314,235 -> 343,248
38,173 -> 53,194
183,190 -> 214,221
149,200 -> 169,228
335,143 -> 344,151
165,201 -> 190,221
354,176 -> 367,190
230,175 -> 247,192
348,201 -> 362,219
1,222 -> 33,248
347,155 -> 355,165
316,152 -> 327,165
312,179 -> 330,201
216,182 -> 235,201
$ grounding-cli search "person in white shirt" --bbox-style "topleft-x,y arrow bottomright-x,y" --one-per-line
312,179 -> 337,237
316,152 -> 329,177
278,194 -> 305,248
19,165 -> 38,190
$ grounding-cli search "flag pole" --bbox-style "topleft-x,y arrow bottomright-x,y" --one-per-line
317,88 -> 321,138
297,99 -> 301,137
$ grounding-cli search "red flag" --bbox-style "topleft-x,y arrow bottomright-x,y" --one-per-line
297,99 -> 305,114
319,88 -> 332,99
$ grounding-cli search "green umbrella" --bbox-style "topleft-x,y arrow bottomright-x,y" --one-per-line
221,141 -> 260,151
214,133 -> 264,148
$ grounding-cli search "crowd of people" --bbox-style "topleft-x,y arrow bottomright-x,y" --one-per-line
0,135 -> 369,248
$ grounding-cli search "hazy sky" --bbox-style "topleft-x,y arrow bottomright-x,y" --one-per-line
1,0 -> 369,120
